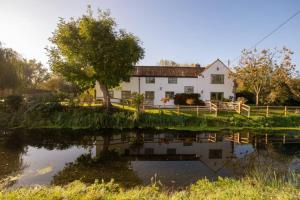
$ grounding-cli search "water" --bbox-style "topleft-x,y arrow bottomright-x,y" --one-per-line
1,129 -> 300,188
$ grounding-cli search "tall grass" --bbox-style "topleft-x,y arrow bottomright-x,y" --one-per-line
1,177 -> 299,200
1,105 -> 300,130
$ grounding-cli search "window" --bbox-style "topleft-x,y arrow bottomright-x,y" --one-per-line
145,148 -> 154,155
121,91 -> 131,99
144,134 -> 154,141
146,77 -> 155,84
108,90 -> 114,98
211,74 -> 224,84
209,149 -> 222,159
165,91 -> 175,99
168,77 -> 177,84
184,86 -> 194,93
167,148 -> 176,155
210,92 -> 224,101
145,91 -> 155,100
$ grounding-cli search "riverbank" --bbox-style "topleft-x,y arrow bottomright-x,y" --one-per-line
1,105 -> 300,131
1,178 -> 299,200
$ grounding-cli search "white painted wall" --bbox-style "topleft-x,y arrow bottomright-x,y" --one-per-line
199,60 -> 235,101
95,60 -> 235,105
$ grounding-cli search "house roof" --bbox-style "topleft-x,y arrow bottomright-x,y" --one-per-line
132,66 -> 205,78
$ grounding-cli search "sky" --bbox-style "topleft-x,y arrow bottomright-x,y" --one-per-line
0,0 -> 300,71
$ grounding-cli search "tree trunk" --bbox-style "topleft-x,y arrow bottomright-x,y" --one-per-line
99,82 -> 111,110
255,93 -> 259,106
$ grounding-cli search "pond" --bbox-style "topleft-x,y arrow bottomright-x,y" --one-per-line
1,129 -> 300,189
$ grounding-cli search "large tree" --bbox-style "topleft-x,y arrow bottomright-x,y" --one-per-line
234,48 -> 296,105
0,45 -> 20,91
48,7 -> 144,109
0,43 -> 49,93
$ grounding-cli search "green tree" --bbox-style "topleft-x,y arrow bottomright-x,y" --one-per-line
48,7 -> 144,109
267,47 -> 296,104
20,59 -> 49,89
234,48 -> 296,105
0,44 -> 20,91
0,43 -> 49,93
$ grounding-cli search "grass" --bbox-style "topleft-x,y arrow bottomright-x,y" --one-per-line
1,177 -> 299,200
1,104 -> 300,131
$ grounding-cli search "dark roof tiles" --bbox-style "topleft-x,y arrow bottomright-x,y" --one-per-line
132,66 -> 205,78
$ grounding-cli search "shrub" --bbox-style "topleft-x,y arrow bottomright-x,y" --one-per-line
5,95 -> 23,111
26,92 -> 59,105
174,93 -> 205,106
237,97 -> 247,104
27,102 -> 63,113
236,91 -> 255,104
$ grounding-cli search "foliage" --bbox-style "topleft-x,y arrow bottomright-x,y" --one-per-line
5,95 -> 23,111
237,97 -> 248,104
158,59 -> 200,67
174,93 -> 205,106
0,45 -> 20,90
236,91 -> 255,104
48,6 -> 144,108
0,43 -> 49,92
233,48 -> 296,105
20,59 -> 49,89
159,59 -> 179,66
130,92 -> 144,115
52,152 -> 142,187
42,75 -> 81,95
160,97 -> 170,106
1,177 -> 299,200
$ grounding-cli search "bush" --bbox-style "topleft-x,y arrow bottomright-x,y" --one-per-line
236,91 -> 255,104
27,102 -> 64,113
174,93 -> 205,106
5,95 -> 23,111
26,92 -> 59,105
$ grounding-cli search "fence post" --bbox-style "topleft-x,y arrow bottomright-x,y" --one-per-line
284,106 -> 287,116
215,107 -> 218,117
238,102 -> 241,114
197,106 -> 199,116
266,106 -> 269,117
177,105 -> 180,115
248,107 -> 251,118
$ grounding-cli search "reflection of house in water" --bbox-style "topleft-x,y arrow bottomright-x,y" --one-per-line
95,132 -> 254,186
95,131 -> 300,186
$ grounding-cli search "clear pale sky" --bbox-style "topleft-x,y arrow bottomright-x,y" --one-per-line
0,0 -> 300,70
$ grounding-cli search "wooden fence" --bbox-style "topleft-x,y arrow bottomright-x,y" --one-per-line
1,95 -> 300,118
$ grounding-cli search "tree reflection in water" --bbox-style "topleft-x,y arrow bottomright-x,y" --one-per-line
0,130 -> 26,188
52,134 -> 142,188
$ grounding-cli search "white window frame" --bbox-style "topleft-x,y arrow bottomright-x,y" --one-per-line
211,74 -> 225,84
168,77 -> 177,84
121,90 -> 131,99
145,91 -> 155,100
184,86 -> 194,94
146,77 -> 155,84
165,91 -> 175,99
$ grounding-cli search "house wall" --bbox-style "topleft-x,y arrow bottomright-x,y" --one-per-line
95,60 -> 235,106
199,60 -> 234,101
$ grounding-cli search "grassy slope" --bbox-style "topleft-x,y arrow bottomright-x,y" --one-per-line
1,105 -> 300,131
1,178 -> 299,200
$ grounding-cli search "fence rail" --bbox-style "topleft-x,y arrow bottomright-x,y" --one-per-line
2,95 -> 300,118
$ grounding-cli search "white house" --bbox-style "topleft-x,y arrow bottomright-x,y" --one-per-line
95,59 -> 235,106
